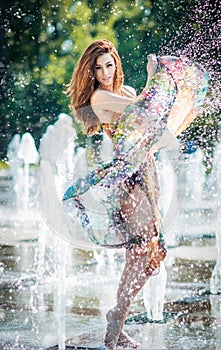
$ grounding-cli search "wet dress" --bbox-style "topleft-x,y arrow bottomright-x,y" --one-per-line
63,55 -> 209,271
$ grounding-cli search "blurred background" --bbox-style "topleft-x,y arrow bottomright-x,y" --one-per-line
0,2 -> 221,348
0,0 -> 220,170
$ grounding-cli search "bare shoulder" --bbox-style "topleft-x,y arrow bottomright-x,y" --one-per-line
121,85 -> 137,98
90,88 -> 134,123
90,88 -> 106,103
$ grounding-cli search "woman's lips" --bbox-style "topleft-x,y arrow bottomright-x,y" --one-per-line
102,77 -> 111,82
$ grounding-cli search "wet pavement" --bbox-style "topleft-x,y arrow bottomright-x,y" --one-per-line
0,168 -> 221,350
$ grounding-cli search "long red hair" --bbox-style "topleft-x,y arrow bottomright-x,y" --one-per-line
66,39 -> 124,135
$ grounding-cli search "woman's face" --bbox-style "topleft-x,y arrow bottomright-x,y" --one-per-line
95,53 -> 116,91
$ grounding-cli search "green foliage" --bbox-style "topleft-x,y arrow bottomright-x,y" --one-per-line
1,0 -> 220,166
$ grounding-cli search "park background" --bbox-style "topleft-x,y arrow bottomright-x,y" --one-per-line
0,1 -> 221,348
0,0 -> 220,169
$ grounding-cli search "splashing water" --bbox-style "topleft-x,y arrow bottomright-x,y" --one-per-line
159,0 -> 220,119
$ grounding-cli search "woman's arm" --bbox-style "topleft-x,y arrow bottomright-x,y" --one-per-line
90,89 -> 135,123
146,54 -> 158,84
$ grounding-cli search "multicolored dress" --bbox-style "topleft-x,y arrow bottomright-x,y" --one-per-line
62,55 -> 209,269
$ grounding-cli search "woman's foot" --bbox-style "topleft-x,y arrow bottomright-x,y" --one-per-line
117,330 -> 140,348
104,309 -> 124,350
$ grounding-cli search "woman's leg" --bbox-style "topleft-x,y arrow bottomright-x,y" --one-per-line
104,183 -> 166,349
105,251 -> 148,350
115,250 -> 141,348
105,244 -> 157,349
116,250 -> 131,301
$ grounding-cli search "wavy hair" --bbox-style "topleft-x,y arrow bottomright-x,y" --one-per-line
66,39 -> 124,135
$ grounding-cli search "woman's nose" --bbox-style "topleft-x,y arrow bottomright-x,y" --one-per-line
102,67 -> 109,76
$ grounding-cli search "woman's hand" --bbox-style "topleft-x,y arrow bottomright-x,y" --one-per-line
146,54 -> 158,83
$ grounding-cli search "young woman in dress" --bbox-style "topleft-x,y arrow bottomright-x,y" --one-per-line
66,39 -> 167,350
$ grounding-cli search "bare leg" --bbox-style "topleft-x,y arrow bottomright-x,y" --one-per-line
105,246 -> 154,349
117,252 -> 131,301
104,182 -> 166,349
105,234 -> 167,349
117,330 -> 140,348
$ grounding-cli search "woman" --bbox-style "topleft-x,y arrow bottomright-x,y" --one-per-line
65,40 -> 165,349
65,39 -> 208,349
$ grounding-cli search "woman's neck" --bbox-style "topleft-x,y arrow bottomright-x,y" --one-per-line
99,84 -> 113,92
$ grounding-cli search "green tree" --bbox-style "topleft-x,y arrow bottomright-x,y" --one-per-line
1,0 -> 220,164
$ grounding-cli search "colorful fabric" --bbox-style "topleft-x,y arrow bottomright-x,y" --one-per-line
63,55 -> 209,248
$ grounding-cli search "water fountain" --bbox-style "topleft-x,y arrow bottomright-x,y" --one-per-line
209,141 -> 221,294
0,132 -> 44,348
38,113 -> 76,349
210,212 -> 221,294
7,134 -> 22,197
17,132 -> 40,209
143,262 -> 167,321
0,113 -> 220,349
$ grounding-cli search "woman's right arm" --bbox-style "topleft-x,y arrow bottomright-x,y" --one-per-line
90,89 -> 136,123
